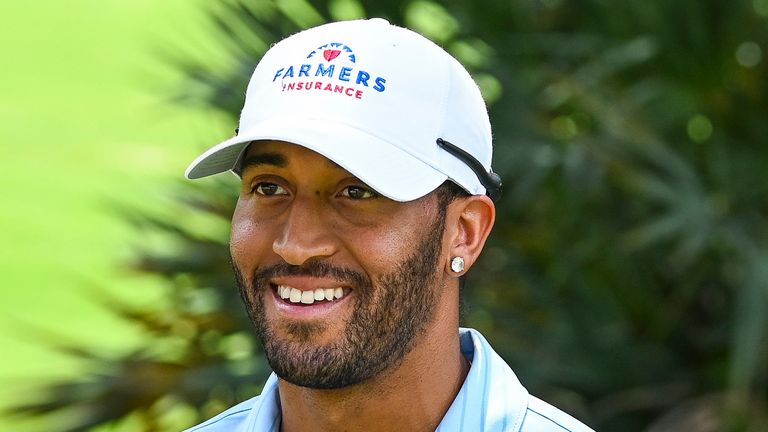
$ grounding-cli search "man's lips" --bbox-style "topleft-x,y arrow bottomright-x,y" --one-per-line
269,275 -> 353,307
268,282 -> 353,320
274,284 -> 351,305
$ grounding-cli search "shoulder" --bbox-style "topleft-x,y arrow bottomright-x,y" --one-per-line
184,396 -> 260,431
520,396 -> 595,432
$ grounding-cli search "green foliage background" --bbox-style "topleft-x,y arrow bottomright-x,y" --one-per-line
6,0 -> 767,431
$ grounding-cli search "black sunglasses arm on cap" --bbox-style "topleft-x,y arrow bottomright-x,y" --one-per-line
436,138 -> 502,202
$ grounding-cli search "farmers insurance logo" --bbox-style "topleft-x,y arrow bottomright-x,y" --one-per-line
272,42 -> 387,100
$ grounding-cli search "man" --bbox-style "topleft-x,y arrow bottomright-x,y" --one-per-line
184,18 -> 594,432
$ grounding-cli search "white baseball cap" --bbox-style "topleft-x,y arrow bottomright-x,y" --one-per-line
185,18 -> 498,202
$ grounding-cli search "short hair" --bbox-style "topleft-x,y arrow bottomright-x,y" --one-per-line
435,180 -> 471,210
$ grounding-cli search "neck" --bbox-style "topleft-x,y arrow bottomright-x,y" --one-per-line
277,299 -> 468,432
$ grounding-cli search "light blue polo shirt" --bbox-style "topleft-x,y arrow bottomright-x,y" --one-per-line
186,328 -> 595,431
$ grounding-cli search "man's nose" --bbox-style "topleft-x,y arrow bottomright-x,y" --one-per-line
272,197 -> 337,265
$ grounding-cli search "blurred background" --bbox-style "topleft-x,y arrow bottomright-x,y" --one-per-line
1,0 -> 766,431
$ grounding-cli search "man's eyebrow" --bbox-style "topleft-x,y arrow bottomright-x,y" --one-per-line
237,149 -> 345,175
239,152 -> 288,174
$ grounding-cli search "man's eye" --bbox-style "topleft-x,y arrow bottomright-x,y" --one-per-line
253,182 -> 287,196
342,185 -> 378,199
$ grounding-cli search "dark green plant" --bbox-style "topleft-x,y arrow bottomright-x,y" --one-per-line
8,0 -> 767,430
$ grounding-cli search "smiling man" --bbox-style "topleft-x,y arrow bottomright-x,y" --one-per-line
184,18 -> 594,432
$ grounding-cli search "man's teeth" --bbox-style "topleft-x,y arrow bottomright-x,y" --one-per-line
278,285 -> 344,304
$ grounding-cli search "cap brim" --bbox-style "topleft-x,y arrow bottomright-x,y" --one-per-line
185,117 -> 447,202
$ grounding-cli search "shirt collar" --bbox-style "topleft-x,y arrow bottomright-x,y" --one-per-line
240,328 -> 529,432
437,327 -> 529,432
241,373 -> 280,432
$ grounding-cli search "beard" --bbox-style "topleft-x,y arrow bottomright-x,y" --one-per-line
233,215 -> 446,390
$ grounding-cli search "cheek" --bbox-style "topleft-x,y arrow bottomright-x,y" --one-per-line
365,205 -> 446,273
230,205 -> 272,267
343,221 -> 428,275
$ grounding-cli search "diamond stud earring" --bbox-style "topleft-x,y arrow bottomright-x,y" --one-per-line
450,257 -> 465,273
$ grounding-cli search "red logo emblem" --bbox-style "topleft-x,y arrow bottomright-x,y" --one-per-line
323,49 -> 341,61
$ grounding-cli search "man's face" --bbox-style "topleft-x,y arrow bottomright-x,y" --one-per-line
231,140 -> 450,389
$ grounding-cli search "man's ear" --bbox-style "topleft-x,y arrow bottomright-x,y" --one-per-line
444,195 -> 495,276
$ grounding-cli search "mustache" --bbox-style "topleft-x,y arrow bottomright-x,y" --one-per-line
248,261 -> 370,291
